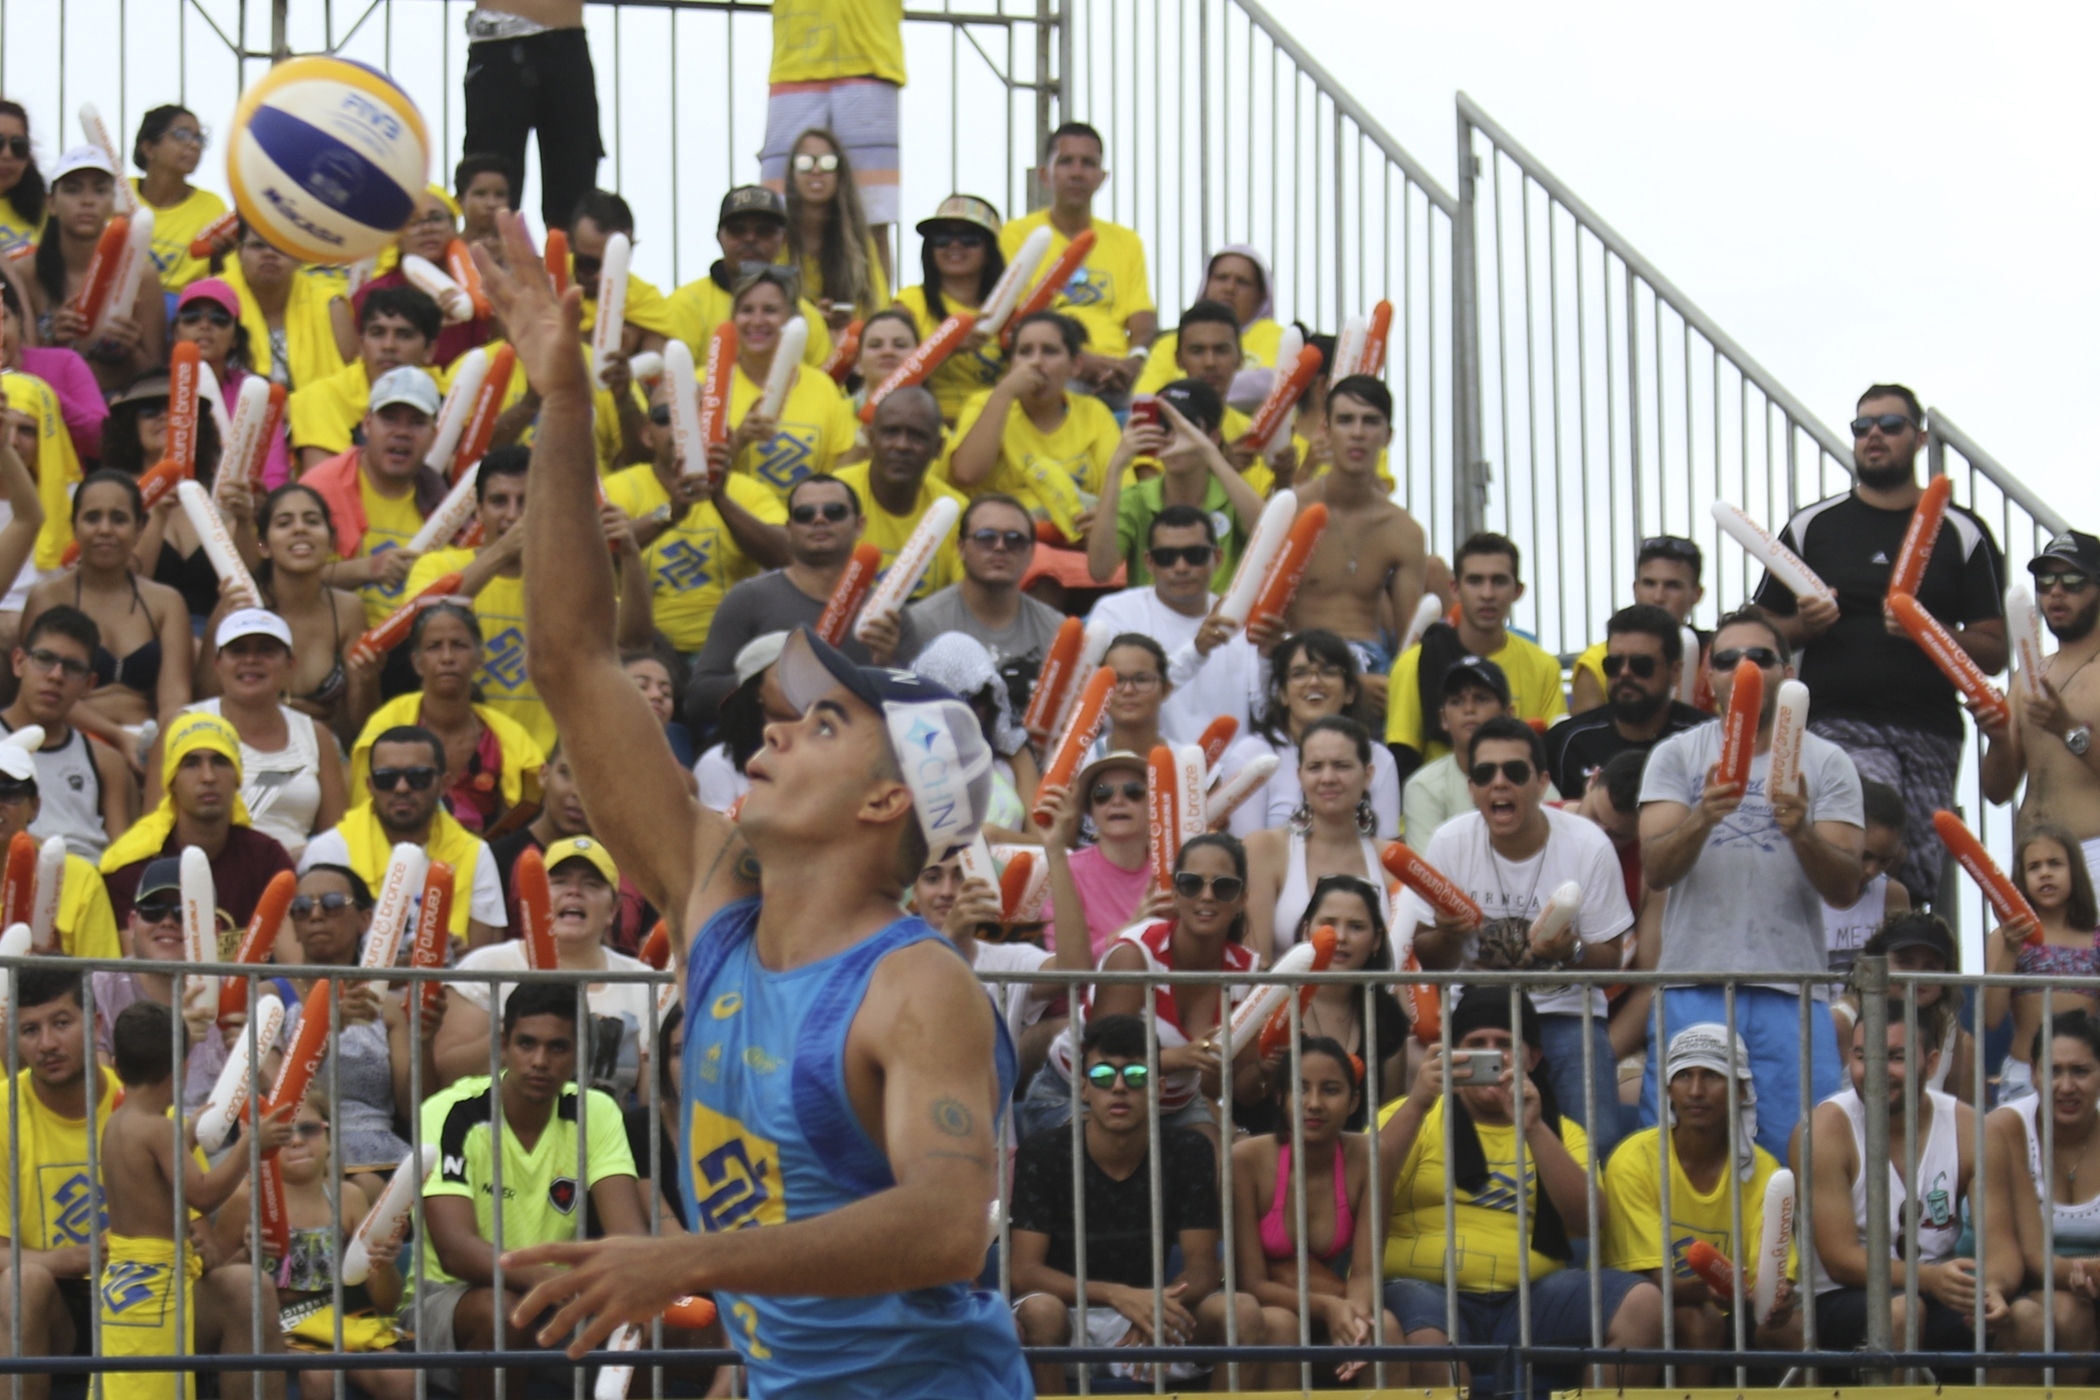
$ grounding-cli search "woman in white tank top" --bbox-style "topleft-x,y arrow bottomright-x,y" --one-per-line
162,610 -> 347,859
1984,1011 -> 2100,1282
1242,716 -> 1387,961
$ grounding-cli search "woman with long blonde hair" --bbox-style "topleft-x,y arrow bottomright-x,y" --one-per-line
782,127 -> 887,331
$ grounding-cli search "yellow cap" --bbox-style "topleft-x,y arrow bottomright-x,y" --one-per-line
544,835 -> 618,887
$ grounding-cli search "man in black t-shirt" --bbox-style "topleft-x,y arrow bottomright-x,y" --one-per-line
1547,604 -> 1710,795
1008,1014 -> 1268,1393
1753,383 -> 2007,903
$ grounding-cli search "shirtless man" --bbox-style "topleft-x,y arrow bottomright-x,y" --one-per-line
476,212 -> 1030,1396
1981,530 -> 2100,877
1289,375 -> 1428,717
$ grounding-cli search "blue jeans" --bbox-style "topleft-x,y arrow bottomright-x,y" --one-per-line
1384,1268 -> 1648,1400
1638,985 -> 1840,1159
1537,1012 -> 1623,1162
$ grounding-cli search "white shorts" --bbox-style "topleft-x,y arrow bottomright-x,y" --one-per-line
761,78 -> 901,225
1010,1295 -> 1204,1383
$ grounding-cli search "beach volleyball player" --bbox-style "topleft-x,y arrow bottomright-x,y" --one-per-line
480,212 -> 1032,1397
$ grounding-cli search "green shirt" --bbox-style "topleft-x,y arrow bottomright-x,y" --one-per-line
1114,473 -> 1245,591
418,1075 -> 635,1285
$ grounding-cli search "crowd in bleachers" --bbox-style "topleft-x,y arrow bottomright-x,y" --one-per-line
0,5 -> 2099,1392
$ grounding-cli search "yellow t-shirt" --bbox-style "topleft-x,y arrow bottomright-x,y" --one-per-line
768,0 -> 907,85
942,388 -> 1120,543
1,371 -> 83,571
0,1065 -> 120,1251
663,274 -> 834,370
724,360 -> 860,500
58,855 -> 120,960
288,360 -> 442,456
831,461 -> 964,603
0,209 -> 39,262
1385,630 -> 1569,758
405,549 -> 551,752
892,284 -> 1002,422
218,259 -> 347,391
1379,1096 -> 1588,1292
1572,640 -> 1607,705
1133,317 -> 1287,395
997,210 -> 1155,358
134,182 -> 228,292
793,235 -> 891,320
1601,1126 -> 1793,1286
355,472 -> 426,627
602,464 -> 789,652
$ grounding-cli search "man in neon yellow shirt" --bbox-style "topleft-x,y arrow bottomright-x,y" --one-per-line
1386,529 -> 1567,778
301,368 -> 446,628
288,286 -> 441,471
999,124 -> 1157,395
763,0 -> 906,271
832,387 -> 965,606
1134,246 -> 1283,394
665,188 -> 835,368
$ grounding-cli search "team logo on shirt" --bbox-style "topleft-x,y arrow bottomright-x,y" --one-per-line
711,993 -> 743,1019
366,542 -> 407,601
754,430 -> 818,491
549,1176 -> 579,1214
689,1103 -> 786,1232
100,1261 -> 174,1324
657,536 -> 718,593
44,1167 -> 99,1244
483,626 -> 529,691
1466,1166 -> 1534,1214
1060,266 -> 1111,308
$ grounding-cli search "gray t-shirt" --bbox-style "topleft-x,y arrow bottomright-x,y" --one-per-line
895,583 -> 1064,671
686,569 -> 874,720
1641,721 -> 1864,983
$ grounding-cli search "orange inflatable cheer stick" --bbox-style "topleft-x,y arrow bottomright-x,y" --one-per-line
453,344 -> 516,480
698,323 -> 737,455
1889,593 -> 2010,729
1243,344 -> 1324,454
72,217 -> 132,333
1381,842 -> 1484,929
187,210 -> 241,259
1247,504 -> 1328,630
1686,1242 -> 1736,1302
639,920 -> 671,970
1934,810 -> 2041,945
0,830 -> 32,928
445,239 -> 492,320
1147,746 -> 1179,890
664,1296 -> 719,1330
1359,300 -> 1394,378
1889,475 -> 1952,601
1258,923 -> 1340,1058
818,543 -> 883,645
997,852 -> 1038,922
217,870 -> 297,1022
160,343 -> 203,479
1031,667 -> 1117,827
1021,617 -> 1085,746
346,574 -> 465,670
412,862 -> 454,1018
821,319 -> 864,384
1001,231 -> 1096,349
1715,658 -> 1764,792
1197,717 -> 1238,773
264,979 -> 339,1146
544,229 -> 570,294
860,313 -> 977,424
257,1154 -> 293,1263
516,846 -> 559,971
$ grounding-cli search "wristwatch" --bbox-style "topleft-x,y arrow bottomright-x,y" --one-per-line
2067,724 -> 2093,757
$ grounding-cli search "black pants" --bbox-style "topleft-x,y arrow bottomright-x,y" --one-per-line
1814,1286 -> 1979,1383
461,28 -> 604,231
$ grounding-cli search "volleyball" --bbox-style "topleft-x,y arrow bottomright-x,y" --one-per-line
224,55 -> 429,265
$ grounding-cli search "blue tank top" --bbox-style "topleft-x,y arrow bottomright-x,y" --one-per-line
679,898 -> 1031,1398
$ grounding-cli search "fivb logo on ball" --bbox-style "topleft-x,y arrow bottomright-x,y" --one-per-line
228,56 -> 430,266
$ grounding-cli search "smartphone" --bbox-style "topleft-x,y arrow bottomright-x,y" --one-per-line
1129,393 -> 1162,433
1449,1048 -> 1507,1085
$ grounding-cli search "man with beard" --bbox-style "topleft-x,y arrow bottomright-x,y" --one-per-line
1981,530 -> 2100,874
1546,604 -> 1709,794
1753,384 -> 2006,906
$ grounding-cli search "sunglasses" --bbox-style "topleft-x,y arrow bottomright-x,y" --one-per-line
290,1121 -> 328,1139
0,138 -> 27,160
134,900 -> 181,925
927,231 -> 987,250
290,892 -> 356,917
371,766 -> 440,792
1147,544 -> 1215,570
178,306 -> 234,328
1639,535 -> 1701,562
1850,413 -> 1914,438
790,502 -> 853,524
1091,780 -> 1146,805
1085,1062 -> 1151,1091
2035,571 -> 2094,592
647,404 -> 672,426
1468,759 -> 1534,787
1601,653 -> 1660,679
25,646 -> 88,679
1710,646 -> 1781,671
792,152 -> 841,174
966,528 -> 1031,552
1172,872 -> 1245,902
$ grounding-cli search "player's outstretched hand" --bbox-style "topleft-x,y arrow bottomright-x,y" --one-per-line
472,211 -> 588,403
503,1234 -> 700,1360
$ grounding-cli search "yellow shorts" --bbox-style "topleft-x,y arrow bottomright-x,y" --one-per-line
97,1233 -> 205,1400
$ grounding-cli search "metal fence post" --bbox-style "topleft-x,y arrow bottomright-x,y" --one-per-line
1857,955 -> 1893,1381
1451,104 -> 1486,540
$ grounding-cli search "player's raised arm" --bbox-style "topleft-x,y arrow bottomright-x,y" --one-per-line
477,213 -> 748,948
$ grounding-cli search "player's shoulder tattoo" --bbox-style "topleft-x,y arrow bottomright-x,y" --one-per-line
931,1097 -> 974,1138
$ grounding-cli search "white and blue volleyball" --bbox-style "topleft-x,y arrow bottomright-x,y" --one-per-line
226,56 -> 429,265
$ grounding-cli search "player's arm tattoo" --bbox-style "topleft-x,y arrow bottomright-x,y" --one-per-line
698,829 -> 760,898
931,1097 -> 974,1138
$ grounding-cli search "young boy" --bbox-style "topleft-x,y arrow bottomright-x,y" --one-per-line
98,999 -> 294,1400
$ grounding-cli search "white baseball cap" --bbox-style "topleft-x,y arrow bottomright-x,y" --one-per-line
50,145 -> 116,185
215,607 -> 294,651
370,366 -> 441,418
